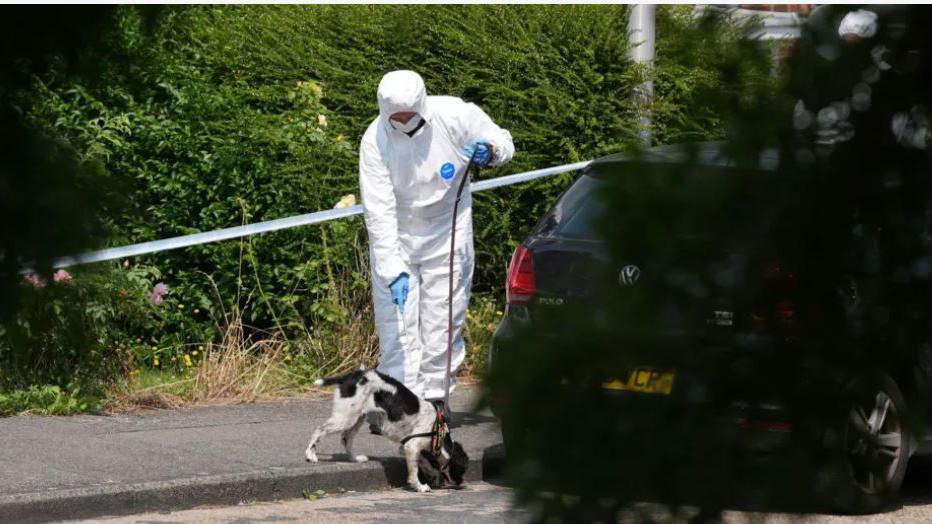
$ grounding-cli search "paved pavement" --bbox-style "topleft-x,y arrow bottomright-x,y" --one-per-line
65,481 -> 523,524
0,386 -> 503,523
61,470 -> 932,524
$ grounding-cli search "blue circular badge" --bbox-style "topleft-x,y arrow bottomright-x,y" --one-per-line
440,162 -> 456,180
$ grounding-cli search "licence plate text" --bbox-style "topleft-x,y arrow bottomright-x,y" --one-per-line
603,368 -> 675,395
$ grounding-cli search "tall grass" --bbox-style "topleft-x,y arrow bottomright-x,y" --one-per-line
107,229 -> 497,408
189,310 -> 289,403
109,242 -> 500,408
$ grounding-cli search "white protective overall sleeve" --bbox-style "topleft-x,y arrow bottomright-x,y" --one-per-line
360,132 -> 421,390
359,139 -> 407,288
453,101 -> 515,167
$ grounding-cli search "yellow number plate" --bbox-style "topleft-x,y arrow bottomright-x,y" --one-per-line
603,368 -> 675,395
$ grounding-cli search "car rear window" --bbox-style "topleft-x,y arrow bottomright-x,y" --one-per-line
532,161 -> 773,244
533,174 -> 606,240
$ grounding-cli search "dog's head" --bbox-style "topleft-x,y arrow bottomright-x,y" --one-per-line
416,438 -> 469,488
446,441 -> 469,486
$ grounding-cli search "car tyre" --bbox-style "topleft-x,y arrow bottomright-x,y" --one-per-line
817,373 -> 911,514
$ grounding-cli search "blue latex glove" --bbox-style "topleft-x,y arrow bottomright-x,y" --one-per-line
464,141 -> 493,167
389,273 -> 409,310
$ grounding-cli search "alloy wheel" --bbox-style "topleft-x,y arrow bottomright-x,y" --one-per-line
844,390 -> 903,495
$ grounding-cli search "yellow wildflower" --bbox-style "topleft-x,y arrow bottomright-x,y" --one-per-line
184,354 -> 193,367
192,350 -> 199,356
177,303 -> 185,309
153,358 -> 160,367
333,194 -> 357,209
318,114 -> 328,127
284,355 -> 292,362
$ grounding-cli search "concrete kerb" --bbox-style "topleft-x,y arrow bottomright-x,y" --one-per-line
0,446 -> 507,523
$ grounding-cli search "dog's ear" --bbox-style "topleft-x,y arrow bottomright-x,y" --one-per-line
447,441 -> 469,485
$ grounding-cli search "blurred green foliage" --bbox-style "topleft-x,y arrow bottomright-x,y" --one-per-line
0,6 -> 125,321
486,4 -> 932,520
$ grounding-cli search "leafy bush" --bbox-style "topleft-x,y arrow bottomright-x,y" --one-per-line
0,385 -> 99,416
0,266 -> 151,391
463,294 -> 502,378
13,5 -> 754,392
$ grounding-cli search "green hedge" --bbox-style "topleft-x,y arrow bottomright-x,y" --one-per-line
15,5 -> 754,386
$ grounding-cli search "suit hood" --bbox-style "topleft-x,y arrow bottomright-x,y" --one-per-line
377,70 -> 428,127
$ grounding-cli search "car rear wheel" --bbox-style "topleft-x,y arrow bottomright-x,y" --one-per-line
823,374 -> 911,514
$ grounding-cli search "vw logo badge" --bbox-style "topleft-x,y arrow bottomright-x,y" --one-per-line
619,265 -> 641,286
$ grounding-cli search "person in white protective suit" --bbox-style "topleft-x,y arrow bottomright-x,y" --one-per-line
359,70 -> 514,423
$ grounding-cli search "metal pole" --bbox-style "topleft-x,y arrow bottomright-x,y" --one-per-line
627,4 -> 656,147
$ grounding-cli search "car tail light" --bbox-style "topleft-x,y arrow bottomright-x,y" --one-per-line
506,246 -> 536,304
774,300 -> 797,320
753,263 -> 798,325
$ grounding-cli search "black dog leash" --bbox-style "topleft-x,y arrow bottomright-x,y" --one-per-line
442,149 -> 482,413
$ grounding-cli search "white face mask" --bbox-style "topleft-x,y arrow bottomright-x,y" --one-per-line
390,113 -> 423,134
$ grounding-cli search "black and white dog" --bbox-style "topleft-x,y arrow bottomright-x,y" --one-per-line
305,368 -> 468,492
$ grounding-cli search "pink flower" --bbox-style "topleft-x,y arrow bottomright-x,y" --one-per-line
149,282 -> 169,306
23,273 -> 47,289
52,270 -> 72,283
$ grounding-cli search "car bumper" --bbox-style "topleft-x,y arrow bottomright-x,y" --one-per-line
488,309 -> 793,452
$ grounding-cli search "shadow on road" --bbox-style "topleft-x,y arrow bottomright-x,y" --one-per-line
486,441 -> 932,519
899,456 -> 932,507
453,409 -> 498,428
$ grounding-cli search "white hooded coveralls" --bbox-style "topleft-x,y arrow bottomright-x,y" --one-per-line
359,70 -> 514,399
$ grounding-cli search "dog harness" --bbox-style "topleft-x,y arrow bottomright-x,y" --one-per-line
400,406 -> 448,452
401,407 -> 454,485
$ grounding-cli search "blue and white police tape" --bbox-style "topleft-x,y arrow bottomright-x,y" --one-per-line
41,160 -> 592,271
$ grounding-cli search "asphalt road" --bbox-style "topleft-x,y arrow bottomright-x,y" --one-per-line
64,462 -> 932,524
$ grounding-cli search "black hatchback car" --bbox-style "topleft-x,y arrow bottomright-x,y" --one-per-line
488,142 -> 932,513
